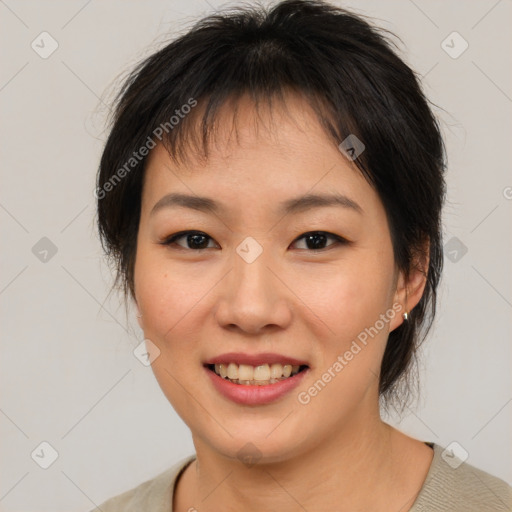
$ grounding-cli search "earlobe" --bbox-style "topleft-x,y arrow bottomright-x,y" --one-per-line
389,270 -> 409,331
391,244 -> 429,330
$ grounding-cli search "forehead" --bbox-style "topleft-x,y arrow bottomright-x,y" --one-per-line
141,93 -> 377,216
149,92 -> 336,165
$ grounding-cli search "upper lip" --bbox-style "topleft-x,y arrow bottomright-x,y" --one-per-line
204,352 -> 309,367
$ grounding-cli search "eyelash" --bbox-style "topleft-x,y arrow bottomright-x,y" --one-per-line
159,230 -> 349,252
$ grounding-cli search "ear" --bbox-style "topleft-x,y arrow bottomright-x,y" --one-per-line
389,239 -> 430,331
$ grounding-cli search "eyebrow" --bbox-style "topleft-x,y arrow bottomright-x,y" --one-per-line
150,192 -> 363,217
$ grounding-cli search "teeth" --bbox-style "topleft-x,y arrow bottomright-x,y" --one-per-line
238,364 -> 253,381
254,364 -> 270,381
217,364 -> 228,378
270,363 -> 282,379
211,362 -> 304,385
227,363 -> 238,380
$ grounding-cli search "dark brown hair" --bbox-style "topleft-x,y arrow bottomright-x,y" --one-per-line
96,0 -> 446,407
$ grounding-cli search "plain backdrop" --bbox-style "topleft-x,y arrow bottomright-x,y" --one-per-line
1,0 -> 511,510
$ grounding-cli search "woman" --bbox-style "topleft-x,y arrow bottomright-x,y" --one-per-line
92,0 -> 511,510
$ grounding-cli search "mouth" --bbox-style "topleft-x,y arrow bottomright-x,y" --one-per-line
204,362 -> 309,386
203,352 -> 311,404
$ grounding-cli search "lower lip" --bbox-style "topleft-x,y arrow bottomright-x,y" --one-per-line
205,366 -> 309,405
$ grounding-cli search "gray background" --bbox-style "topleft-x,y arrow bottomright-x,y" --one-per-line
1,0 -> 511,510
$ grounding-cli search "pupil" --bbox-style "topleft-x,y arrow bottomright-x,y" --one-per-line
307,233 -> 326,249
189,234 -> 208,249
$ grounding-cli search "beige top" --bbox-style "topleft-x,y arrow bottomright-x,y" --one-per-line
91,443 -> 512,511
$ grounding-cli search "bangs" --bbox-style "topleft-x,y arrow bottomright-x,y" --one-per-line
157,88 -> 363,174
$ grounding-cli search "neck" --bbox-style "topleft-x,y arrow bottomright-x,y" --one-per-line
179,406 -> 419,511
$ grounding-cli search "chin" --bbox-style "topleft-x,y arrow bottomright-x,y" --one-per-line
190,414 -> 316,465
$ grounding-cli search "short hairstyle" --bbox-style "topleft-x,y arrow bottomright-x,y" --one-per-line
96,0 -> 446,407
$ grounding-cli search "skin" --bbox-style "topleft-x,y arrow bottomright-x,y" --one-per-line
133,93 -> 433,511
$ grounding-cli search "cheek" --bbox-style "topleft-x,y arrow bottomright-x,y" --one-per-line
305,254 -> 395,337
296,268 -> 393,413
134,250 -> 207,339
133,252 -> 206,412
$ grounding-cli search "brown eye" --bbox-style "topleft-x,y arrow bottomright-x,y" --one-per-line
291,231 -> 347,251
161,231 -> 218,250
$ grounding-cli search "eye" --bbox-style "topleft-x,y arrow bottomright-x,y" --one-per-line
160,230 -> 218,250
160,230 -> 348,252
291,231 -> 348,251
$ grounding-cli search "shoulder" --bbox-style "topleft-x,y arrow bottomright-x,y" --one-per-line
89,455 -> 196,512
411,443 -> 512,511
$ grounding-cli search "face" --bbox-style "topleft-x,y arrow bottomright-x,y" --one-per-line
133,94 -> 408,463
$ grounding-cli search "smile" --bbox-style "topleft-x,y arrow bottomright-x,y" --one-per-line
206,362 -> 308,385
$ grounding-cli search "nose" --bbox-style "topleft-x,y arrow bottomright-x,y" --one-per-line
214,247 -> 293,335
